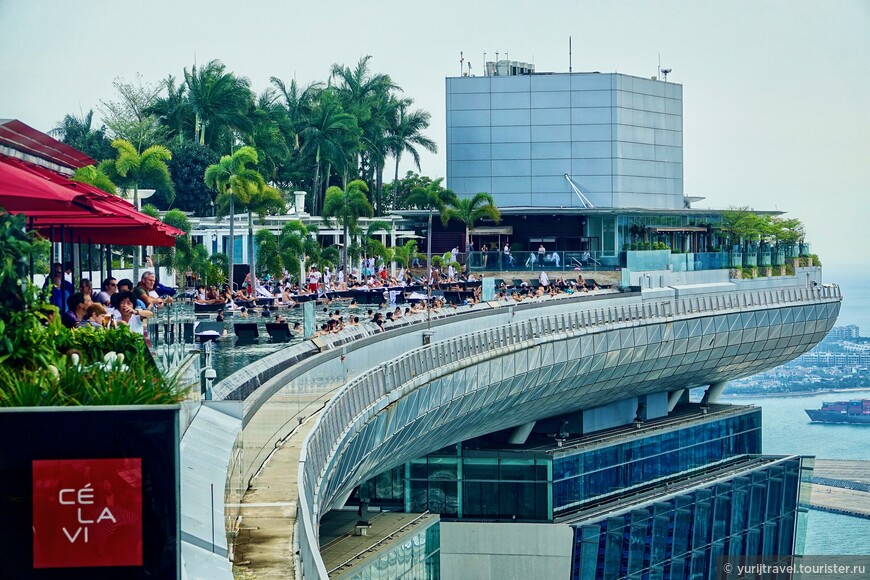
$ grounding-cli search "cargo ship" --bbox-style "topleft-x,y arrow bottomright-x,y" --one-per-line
806,399 -> 870,424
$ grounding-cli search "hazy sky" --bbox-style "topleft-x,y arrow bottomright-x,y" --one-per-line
1,0 -> 867,273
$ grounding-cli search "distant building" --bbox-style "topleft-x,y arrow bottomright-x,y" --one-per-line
828,325 -> 861,340
446,69 -> 683,210
426,64 -> 737,259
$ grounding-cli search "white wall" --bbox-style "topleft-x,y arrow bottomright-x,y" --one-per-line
440,521 -> 573,580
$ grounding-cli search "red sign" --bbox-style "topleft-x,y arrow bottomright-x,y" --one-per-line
32,458 -> 143,568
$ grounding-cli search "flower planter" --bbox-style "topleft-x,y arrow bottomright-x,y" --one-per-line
0,405 -> 179,579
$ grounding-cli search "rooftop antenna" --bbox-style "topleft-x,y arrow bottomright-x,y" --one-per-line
483,52 -> 487,75
467,61 -> 472,76
564,174 -> 594,208
460,51 -> 464,76
569,36 -> 572,73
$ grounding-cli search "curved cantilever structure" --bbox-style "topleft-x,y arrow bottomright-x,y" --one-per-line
297,285 -> 841,577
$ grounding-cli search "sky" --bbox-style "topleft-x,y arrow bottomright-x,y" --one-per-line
0,0 -> 868,275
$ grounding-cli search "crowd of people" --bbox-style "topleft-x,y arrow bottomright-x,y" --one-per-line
45,263 -> 173,335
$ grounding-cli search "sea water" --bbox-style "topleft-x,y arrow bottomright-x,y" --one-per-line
726,268 -> 870,555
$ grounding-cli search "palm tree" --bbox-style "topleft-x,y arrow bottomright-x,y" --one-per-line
148,75 -> 194,146
254,228 -> 281,280
184,60 -> 253,150
300,89 -> 359,214
388,99 -> 437,207
405,178 -> 457,270
242,185 -> 285,287
276,220 -> 320,287
446,192 -> 501,251
392,240 -> 418,268
270,77 -> 323,152
104,139 -> 174,280
71,165 -> 117,194
322,180 -> 373,270
330,56 -> 397,205
204,146 -> 265,287
51,110 -> 114,161
153,209 -> 193,281
363,220 -> 392,273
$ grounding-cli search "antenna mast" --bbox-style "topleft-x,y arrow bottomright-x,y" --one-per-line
569,36 -> 572,73
460,51 -> 464,76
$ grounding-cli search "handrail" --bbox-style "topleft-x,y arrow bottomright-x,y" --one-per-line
296,283 -> 841,577
326,511 -> 432,575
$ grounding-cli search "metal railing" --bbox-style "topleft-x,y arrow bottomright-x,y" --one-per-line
297,283 -> 841,578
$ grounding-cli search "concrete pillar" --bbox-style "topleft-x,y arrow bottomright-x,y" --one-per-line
294,191 -> 307,215
701,380 -> 728,405
508,421 -> 536,445
667,389 -> 686,412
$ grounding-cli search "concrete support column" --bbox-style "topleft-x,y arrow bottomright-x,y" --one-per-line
667,389 -> 686,412
508,421 -> 536,445
701,380 -> 728,405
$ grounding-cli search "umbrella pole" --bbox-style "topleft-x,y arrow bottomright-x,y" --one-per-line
77,235 -> 83,287
88,238 -> 93,285
106,244 -> 113,278
69,228 -> 75,292
28,217 -> 34,283
59,225 -> 65,306
100,243 -> 105,289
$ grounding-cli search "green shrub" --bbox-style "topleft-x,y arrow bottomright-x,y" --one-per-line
0,211 -> 183,407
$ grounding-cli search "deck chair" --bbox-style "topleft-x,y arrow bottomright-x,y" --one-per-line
234,322 -> 259,342
265,322 -> 292,342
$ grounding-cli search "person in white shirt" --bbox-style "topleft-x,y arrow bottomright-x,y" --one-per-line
503,243 -> 514,266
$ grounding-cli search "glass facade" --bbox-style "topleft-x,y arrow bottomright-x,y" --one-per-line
554,410 -> 762,513
446,72 -> 683,210
357,409 -> 762,527
358,444 -> 553,522
569,457 -> 803,580
336,519 -> 440,580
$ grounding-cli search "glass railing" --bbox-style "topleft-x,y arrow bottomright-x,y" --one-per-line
465,250 -> 607,272
729,253 -> 743,268
772,250 -> 786,266
744,253 -> 758,267
800,243 -> 811,257
758,251 -> 772,267
693,252 -> 730,270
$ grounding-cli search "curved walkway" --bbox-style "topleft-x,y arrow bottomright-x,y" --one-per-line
297,285 -> 841,576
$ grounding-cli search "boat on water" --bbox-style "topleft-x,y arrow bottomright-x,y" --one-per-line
806,399 -> 870,424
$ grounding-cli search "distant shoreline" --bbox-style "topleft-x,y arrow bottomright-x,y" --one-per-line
725,387 -> 870,400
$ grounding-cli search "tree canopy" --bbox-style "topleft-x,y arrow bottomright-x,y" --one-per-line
54,56 -> 437,218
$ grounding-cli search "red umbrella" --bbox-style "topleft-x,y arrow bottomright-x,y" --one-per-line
0,155 -> 184,246
0,156 -> 93,213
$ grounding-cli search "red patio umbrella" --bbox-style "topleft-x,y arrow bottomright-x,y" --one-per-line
0,155 -> 183,246
0,156 -> 93,213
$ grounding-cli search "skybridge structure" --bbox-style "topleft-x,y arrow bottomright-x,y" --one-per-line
185,269 -> 840,579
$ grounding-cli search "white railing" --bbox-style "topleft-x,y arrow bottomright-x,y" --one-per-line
296,284 -> 840,578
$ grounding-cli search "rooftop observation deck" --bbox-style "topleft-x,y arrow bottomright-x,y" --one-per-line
175,270 -> 840,579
